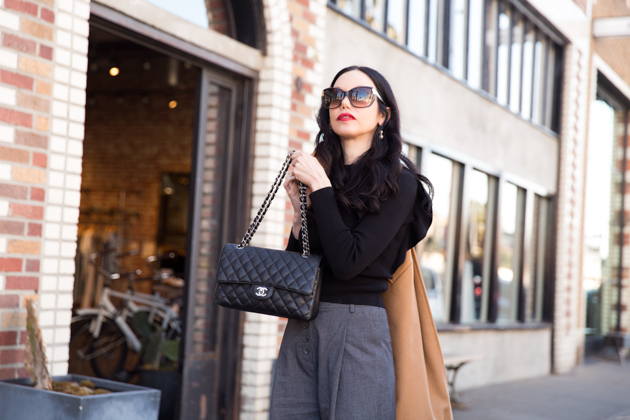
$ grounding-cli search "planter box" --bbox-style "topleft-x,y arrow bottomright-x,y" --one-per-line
0,374 -> 161,420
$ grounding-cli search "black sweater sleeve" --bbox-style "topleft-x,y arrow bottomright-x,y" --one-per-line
308,172 -> 418,280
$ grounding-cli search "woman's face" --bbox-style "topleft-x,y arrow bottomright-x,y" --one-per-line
329,70 -> 387,142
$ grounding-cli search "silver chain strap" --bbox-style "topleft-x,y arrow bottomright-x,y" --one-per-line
238,151 -> 311,258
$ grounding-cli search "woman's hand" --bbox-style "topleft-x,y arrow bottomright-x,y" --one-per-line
289,151 -> 331,192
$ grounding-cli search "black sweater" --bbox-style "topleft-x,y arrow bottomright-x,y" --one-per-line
286,166 -> 432,308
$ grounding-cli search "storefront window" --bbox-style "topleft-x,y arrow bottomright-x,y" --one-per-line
419,153 -> 457,323
461,170 -> 493,323
497,182 -> 525,322
144,0 -> 209,28
584,93 -> 627,337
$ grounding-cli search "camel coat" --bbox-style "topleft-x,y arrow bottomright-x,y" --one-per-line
383,248 -> 453,420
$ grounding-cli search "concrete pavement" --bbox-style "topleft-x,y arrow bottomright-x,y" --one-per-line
452,358 -> 630,420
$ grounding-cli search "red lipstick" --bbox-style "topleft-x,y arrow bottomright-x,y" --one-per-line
337,113 -> 355,121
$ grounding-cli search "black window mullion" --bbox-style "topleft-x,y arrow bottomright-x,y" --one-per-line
481,0 -> 490,92
361,0 -> 366,21
487,177 -> 501,323
442,0 -> 451,68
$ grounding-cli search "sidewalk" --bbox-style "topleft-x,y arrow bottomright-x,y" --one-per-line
453,358 -> 630,420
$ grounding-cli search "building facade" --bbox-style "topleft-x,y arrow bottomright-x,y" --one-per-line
0,0 -> 628,418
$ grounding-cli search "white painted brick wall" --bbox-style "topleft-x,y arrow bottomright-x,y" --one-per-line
37,0 -> 92,376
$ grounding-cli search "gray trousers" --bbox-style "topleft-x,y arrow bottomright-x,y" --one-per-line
269,302 -> 396,420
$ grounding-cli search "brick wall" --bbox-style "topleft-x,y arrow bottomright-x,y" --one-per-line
592,0 -> 630,18
0,0 -> 91,378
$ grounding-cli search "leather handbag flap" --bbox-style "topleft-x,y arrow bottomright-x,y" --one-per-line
216,243 -> 322,295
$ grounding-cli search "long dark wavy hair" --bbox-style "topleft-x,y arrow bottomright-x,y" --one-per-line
314,65 -> 433,214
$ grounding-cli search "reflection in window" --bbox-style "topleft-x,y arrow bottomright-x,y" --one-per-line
365,0 -> 386,31
337,0 -> 362,19
448,0 -> 467,79
483,0 -> 498,95
419,154 -> 457,323
543,44 -> 558,128
497,183 -> 525,322
467,0 -> 484,89
496,3 -> 511,105
407,0 -> 428,56
520,23 -> 535,120
144,0 -> 209,28
461,170 -> 492,323
509,12 -> 524,113
387,0 -> 407,44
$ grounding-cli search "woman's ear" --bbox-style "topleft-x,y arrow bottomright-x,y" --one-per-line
379,107 -> 392,126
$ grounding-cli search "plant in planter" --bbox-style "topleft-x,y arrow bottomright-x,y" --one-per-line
0,298 -> 161,420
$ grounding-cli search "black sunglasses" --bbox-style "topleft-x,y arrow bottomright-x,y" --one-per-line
321,86 -> 384,109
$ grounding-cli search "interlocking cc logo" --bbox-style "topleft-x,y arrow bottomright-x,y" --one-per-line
255,286 -> 269,297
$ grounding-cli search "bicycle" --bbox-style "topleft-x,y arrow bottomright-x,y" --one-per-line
69,249 -> 183,381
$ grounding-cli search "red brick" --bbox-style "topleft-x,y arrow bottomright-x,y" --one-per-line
32,152 -> 47,168
15,130 -> 47,149
27,222 -> 42,237
0,70 -> 34,90
0,368 -> 17,380
297,130 -> 310,141
0,221 -> 25,235
10,203 -> 43,220
30,187 -> 44,201
16,367 -> 27,377
0,183 -> 28,199
303,10 -> 317,24
25,259 -> 40,272
0,331 -> 18,346
0,258 -> 22,272
300,57 -> 314,70
0,106 -> 32,128
0,145 -> 29,164
39,44 -> 53,60
4,0 -> 38,16
294,41 -> 308,54
40,7 -> 54,23
6,276 -> 38,290
0,295 -> 20,308
296,0 -> 309,7
0,349 -> 25,364
2,33 -> 37,54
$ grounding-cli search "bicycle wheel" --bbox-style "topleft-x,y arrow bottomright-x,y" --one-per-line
69,315 -> 128,380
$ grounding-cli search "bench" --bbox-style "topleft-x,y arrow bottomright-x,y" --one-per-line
442,353 -> 484,410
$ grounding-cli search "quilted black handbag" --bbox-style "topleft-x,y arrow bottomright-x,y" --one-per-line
213,151 -> 323,321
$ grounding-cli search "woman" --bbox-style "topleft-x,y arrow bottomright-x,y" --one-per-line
269,66 -> 433,420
